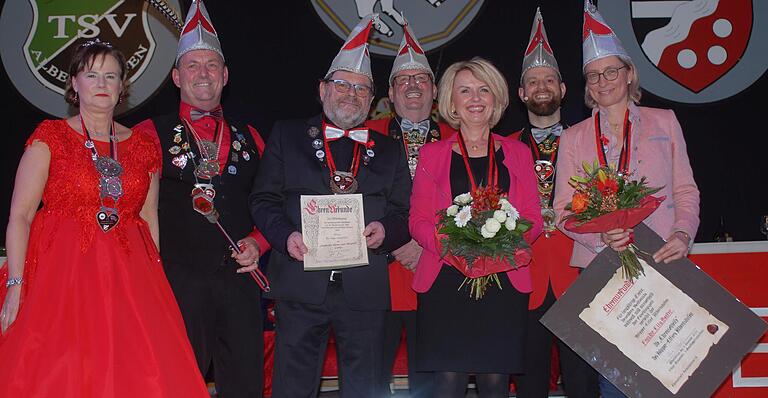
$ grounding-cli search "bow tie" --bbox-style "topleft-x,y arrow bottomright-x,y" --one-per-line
401,119 -> 430,135
324,125 -> 369,143
190,108 -> 223,121
531,123 -> 563,143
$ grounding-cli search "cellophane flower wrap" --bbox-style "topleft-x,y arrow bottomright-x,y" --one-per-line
437,186 -> 533,299
564,161 -> 664,281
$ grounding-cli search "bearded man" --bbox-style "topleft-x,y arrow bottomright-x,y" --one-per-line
510,8 -> 599,398
249,14 -> 411,398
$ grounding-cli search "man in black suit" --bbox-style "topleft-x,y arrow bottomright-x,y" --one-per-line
249,14 -> 411,398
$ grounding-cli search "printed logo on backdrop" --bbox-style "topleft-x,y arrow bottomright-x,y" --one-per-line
311,0 -> 485,56
600,0 -> 768,104
0,0 -> 181,117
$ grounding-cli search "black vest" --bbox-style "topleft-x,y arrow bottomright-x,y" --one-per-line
153,114 -> 260,269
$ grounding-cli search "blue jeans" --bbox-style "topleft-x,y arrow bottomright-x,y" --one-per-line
599,375 -> 628,398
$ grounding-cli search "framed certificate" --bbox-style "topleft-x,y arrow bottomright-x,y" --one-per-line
300,194 -> 369,270
541,223 -> 767,397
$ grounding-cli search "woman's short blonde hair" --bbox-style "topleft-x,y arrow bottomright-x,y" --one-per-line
437,57 -> 509,130
584,57 -> 642,109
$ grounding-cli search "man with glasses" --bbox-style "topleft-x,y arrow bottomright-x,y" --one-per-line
365,20 -> 453,398
250,14 -> 412,397
510,9 -> 598,398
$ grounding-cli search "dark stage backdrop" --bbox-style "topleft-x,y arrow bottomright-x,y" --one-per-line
1,1 -> 766,244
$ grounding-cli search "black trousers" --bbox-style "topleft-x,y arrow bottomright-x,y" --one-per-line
164,261 -> 264,398
271,280 -> 385,398
381,310 -> 433,397
513,285 -> 599,398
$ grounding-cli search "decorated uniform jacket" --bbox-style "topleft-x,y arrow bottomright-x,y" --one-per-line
512,126 -> 579,310
136,112 -> 267,270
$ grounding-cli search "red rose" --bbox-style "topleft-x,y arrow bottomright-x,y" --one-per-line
597,178 -> 619,195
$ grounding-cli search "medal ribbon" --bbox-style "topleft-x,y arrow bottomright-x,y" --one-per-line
594,110 -> 632,174
322,121 -> 363,181
456,131 -> 498,191
81,116 -> 117,162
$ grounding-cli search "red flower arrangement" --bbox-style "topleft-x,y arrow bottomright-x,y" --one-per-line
564,161 -> 664,280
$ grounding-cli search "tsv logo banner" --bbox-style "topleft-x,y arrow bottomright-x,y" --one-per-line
0,0 -> 181,117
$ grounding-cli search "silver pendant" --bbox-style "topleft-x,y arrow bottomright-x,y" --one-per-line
95,156 -> 123,177
194,160 -> 220,180
100,176 -> 123,199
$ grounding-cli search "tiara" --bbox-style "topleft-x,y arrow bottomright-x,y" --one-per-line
79,38 -> 114,49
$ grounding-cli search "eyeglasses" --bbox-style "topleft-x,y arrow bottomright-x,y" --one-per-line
324,79 -> 374,97
392,73 -> 432,87
584,66 -> 628,84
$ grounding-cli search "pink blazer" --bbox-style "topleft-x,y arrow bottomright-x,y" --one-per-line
409,133 -> 543,293
553,105 -> 700,268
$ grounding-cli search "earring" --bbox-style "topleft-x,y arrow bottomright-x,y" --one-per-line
628,80 -> 632,85
73,92 -> 78,104
450,108 -> 458,117
523,96 -> 529,102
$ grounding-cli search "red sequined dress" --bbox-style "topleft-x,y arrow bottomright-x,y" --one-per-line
0,120 -> 208,397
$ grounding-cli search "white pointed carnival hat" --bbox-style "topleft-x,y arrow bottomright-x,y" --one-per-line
389,19 -> 433,83
325,14 -> 376,81
176,0 -> 223,64
582,0 -> 631,70
520,7 -> 560,84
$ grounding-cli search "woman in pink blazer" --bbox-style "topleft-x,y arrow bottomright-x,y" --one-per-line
552,56 -> 700,269
409,57 -> 542,398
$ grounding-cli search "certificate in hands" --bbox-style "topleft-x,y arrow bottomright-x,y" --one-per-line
300,194 -> 369,270
541,223 -> 767,397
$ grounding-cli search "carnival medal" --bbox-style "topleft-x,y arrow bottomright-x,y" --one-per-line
81,116 -> 123,233
96,206 -> 120,232
330,171 -> 358,194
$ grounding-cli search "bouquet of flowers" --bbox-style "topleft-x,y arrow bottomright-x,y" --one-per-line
437,186 -> 533,299
563,161 -> 664,280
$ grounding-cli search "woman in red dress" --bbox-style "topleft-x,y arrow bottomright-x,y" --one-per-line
0,41 -> 208,397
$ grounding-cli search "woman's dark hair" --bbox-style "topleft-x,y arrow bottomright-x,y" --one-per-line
64,40 -> 128,106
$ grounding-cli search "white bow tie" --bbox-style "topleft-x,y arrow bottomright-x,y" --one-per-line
324,126 -> 369,144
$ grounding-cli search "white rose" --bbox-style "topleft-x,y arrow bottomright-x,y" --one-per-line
484,218 -> 501,233
506,206 -> 520,222
454,193 -> 472,205
454,206 -> 472,227
480,225 -> 496,238
499,198 -> 512,211
446,205 -> 459,216
505,217 -> 517,231
493,210 -> 507,223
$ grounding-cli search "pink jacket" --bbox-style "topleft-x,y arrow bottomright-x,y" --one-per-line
409,133 -> 543,293
553,105 -> 700,268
